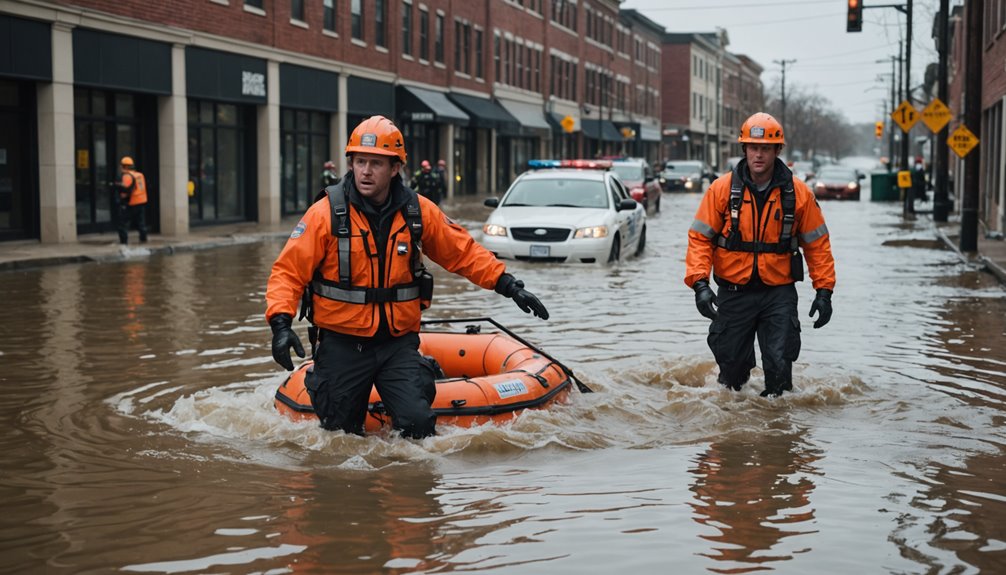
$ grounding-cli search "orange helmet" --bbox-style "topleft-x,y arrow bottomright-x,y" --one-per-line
345,115 -> 407,164
120,156 -> 135,168
738,113 -> 785,145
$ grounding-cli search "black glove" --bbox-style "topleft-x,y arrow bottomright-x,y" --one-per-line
269,313 -> 305,371
693,279 -> 718,320
495,273 -> 549,320
809,288 -> 833,329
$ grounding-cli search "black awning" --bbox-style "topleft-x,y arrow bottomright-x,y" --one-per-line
582,119 -> 622,142
448,92 -> 519,131
397,85 -> 469,124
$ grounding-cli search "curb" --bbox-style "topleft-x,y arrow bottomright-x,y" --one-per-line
934,225 -> 1006,285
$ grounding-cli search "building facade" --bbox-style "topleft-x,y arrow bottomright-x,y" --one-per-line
660,30 -> 763,171
0,0 -> 664,243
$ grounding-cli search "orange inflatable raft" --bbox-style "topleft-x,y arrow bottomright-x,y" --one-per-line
274,318 -> 591,431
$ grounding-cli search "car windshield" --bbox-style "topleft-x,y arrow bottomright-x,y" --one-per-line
816,167 -> 857,182
611,164 -> 645,182
502,177 -> 609,209
664,162 -> 702,176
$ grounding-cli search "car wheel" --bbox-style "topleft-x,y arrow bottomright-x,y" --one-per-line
607,234 -> 621,263
634,224 -> 646,256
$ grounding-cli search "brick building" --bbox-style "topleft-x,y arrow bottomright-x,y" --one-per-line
660,30 -> 763,170
0,0 -> 664,243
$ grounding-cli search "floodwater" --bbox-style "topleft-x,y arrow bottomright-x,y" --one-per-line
2,188 -> 1005,574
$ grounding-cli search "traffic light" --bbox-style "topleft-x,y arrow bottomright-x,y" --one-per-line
875,121 -> 883,139
847,0 -> 863,32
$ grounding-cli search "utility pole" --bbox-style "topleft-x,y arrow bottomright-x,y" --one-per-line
901,0 -> 914,219
932,0 -> 950,222
773,58 -> 796,127
961,0 -> 982,252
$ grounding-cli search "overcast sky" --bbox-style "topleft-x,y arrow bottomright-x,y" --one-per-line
622,0 -> 946,126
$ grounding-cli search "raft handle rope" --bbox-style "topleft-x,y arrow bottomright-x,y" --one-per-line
421,317 -> 593,393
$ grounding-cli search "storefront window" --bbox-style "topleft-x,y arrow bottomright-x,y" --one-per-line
188,99 -> 250,224
281,108 -> 330,215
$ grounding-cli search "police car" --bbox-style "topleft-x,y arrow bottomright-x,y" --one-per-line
480,159 -> 646,263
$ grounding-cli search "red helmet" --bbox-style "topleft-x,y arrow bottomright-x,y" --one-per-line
324,160 -> 336,170
738,113 -> 785,145
345,115 -> 407,163
421,160 -> 431,171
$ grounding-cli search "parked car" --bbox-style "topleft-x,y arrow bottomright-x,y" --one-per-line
661,160 -> 714,192
481,159 -> 646,264
610,158 -> 661,214
812,165 -> 863,200
790,161 -> 816,184
724,156 -> 745,172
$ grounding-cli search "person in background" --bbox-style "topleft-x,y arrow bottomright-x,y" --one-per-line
116,156 -> 148,245
434,159 -> 448,202
684,112 -> 836,397
410,160 -> 442,205
266,115 -> 549,438
321,160 -> 341,188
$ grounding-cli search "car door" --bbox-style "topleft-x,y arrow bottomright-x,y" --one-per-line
608,175 -> 640,246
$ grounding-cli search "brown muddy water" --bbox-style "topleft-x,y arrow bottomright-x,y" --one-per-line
1,192 -> 1005,574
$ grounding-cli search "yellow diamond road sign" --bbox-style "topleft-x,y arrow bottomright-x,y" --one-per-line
891,100 -> 920,133
948,124 -> 979,158
560,115 -> 575,133
921,98 -> 952,133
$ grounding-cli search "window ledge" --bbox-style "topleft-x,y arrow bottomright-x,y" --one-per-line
351,38 -> 368,48
210,0 -> 229,6
243,4 -> 266,16
376,45 -> 389,54
323,29 -> 339,39
290,18 -> 308,29
402,53 -> 415,61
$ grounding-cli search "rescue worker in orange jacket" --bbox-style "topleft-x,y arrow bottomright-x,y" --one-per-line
266,115 -> 548,438
116,156 -> 149,245
684,113 -> 836,397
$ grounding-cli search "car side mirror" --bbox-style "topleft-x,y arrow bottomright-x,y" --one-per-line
484,197 -> 499,208
617,198 -> 638,211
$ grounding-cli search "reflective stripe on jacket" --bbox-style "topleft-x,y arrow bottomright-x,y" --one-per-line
266,185 -> 505,338
121,171 -> 148,206
685,171 -> 836,291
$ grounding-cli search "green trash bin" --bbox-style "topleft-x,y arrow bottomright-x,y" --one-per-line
870,171 -> 900,202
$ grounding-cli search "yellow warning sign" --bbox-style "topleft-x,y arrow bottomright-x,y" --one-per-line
76,149 -> 89,170
921,98 -> 951,133
897,170 -> 913,188
891,100 -> 920,133
948,124 -> 979,158
560,115 -> 576,134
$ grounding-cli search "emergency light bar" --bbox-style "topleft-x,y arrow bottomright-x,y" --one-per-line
527,159 -> 612,170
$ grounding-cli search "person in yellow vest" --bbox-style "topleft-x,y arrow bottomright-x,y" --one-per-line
116,156 -> 149,245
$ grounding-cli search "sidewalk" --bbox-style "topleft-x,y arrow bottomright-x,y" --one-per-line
932,215 -> 1006,285
0,218 -> 300,273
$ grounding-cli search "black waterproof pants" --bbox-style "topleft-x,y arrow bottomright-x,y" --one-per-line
117,204 -> 148,244
707,283 -> 802,395
304,331 -> 437,438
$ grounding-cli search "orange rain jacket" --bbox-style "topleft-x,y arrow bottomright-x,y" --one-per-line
266,180 -> 505,338
685,166 -> 836,291
120,170 -> 148,206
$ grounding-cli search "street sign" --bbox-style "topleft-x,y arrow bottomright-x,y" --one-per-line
921,98 -> 952,133
891,100 -> 920,133
897,170 -> 912,188
560,115 -> 575,133
948,124 -> 979,158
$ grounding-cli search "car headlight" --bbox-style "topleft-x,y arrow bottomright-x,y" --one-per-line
684,180 -> 694,189
847,182 -> 857,190
483,223 -> 507,236
574,226 -> 608,239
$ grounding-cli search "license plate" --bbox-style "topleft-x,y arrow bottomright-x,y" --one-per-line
530,244 -> 550,258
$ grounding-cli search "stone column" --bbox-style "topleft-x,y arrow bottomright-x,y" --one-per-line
336,73 -> 348,173
37,22 -> 76,243
157,43 -> 189,236
257,59 -> 281,225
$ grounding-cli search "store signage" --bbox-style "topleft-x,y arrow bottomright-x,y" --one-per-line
242,71 -> 266,97
411,112 -> 434,122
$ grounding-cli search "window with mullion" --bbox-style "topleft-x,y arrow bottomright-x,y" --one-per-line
402,2 -> 413,56
324,0 -> 336,32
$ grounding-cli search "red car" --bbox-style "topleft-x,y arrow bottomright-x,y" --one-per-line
610,159 -> 662,213
813,166 -> 863,201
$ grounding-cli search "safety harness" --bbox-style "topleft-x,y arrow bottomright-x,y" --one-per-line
298,184 -> 433,353
714,167 -> 804,281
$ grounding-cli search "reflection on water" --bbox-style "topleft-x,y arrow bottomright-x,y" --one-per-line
689,430 -> 821,572
1,195 -> 1005,573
